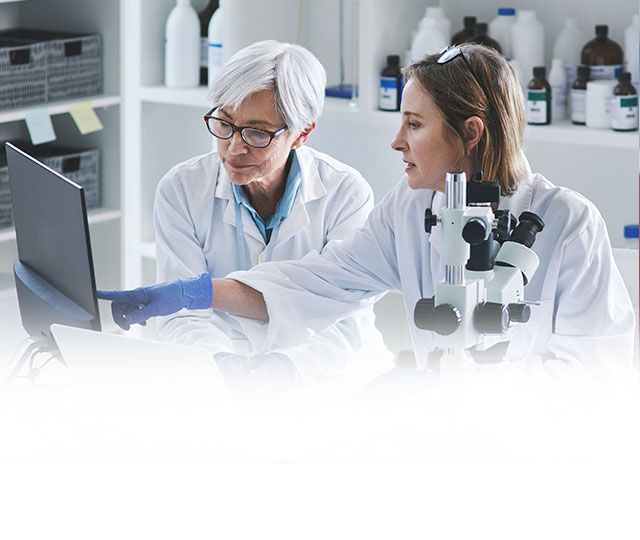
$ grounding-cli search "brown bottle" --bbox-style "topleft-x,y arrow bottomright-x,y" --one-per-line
379,55 -> 402,111
570,65 -> 591,125
527,66 -> 551,125
611,71 -> 638,131
451,16 -> 477,45
466,22 -> 502,54
581,25 -> 624,80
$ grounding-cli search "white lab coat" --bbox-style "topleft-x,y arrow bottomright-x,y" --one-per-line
229,161 -> 636,379
154,146 -> 390,382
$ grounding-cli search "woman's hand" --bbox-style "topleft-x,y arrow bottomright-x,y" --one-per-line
97,272 -> 212,330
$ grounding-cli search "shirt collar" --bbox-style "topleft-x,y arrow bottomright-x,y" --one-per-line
231,149 -> 303,233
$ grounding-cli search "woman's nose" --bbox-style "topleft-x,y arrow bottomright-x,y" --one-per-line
228,131 -> 248,154
390,132 -> 406,152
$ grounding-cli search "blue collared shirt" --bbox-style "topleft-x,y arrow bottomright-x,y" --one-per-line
231,150 -> 302,243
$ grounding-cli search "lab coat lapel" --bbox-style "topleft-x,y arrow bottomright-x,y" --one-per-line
215,163 -> 264,244
269,146 -> 327,248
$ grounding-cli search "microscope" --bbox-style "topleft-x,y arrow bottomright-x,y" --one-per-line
414,171 -> 544,361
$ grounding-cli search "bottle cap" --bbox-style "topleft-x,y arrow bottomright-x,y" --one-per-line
463,16 -> 477,28
619,71 -> 631,83
551,58 -> 564,68
577,65 -> 591,78
387,55 -> 400,67
595,25 -> 609,36
533,66 -> 546,78
474,22 -> 488,36
497,7 -> 516,16
624,224 -> 639,239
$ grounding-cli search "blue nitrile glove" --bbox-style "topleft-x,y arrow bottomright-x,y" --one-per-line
97,272 -> 212,330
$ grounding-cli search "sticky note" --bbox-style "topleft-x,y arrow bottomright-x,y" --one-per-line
69,101 -> 104,135
25,109 -> 56,145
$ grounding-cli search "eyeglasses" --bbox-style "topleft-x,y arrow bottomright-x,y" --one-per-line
436,46 -> 489,105
204,108 -> 288,149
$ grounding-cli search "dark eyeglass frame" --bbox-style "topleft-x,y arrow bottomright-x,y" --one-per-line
436,46 -> 490,105
203,107 -> 288,149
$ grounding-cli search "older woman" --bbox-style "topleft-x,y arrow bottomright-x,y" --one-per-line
101,44 -> 635,374
99,40 -> 388,382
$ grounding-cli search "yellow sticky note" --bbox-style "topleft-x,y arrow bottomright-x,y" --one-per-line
69,101 -> 104,135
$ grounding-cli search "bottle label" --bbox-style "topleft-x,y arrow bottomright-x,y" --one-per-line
200,37 -> 208,68
611,95 -> 639,130
379,76 -> 399,111
527,90 -> 548,123
570,89 -> 587,123
589,64 -> 623,80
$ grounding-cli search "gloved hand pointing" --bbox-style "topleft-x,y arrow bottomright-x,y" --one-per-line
97,272 -> 213,330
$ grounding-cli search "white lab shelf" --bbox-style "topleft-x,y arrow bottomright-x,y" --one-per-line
0,95 -> 121,125
140,86 -> 211,108
121,0 -> 640,291
0,208 -> 121,243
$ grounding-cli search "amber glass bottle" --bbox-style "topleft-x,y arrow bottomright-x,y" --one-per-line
570,65 -> 591,125
451,16 -> 477,45
527,66 -> 551,125
467,22 -> 502,54
611,71 -> 638,131
581,25 -> 624,80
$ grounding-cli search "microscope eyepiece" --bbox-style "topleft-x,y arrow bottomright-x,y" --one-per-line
508,211 -> 545,249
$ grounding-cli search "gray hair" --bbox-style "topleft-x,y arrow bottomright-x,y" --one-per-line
209,40 -> 327,134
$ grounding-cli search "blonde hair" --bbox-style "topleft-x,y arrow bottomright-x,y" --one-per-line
403,44 -> 527,195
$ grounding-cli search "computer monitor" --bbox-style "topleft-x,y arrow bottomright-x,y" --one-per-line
6,142 -> 101,340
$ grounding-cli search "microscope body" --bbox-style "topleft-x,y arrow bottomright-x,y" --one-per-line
415,171 -> 544,355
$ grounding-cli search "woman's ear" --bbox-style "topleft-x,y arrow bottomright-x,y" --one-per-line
462,116 -> 484,153
291,121 -> 317,149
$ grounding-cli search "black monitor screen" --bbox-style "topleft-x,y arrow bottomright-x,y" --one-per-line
6,142 -> 100,337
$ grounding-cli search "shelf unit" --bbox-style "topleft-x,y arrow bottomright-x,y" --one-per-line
122,0 -> 639,294
0,0 -> 122,303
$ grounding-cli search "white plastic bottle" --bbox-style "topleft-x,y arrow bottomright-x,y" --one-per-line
165,0 -> 200,88
410,18 -> 447,64
489,7 -> 516,59
425,6 -> 451,42
511,10 -> 545,93
508,58 -> 524,95
552,18 -> 587,91
549,59 -> 567,121
625,14 -> 639,65
207,0 -> 225,88
628,44 -> 640,94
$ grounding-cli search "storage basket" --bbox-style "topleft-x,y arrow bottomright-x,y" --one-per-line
0,37 -> 48,110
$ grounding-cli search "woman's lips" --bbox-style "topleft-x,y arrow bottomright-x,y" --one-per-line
226,160 -> 254,170
403,160 -> 415,173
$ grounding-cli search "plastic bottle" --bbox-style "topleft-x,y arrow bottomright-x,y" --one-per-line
195,0 -> 218,86
585,79 -> 617,128
628,43 -> 640,94
451,16 -> 476,46
379,55 -> 402,111
489,7 -> 516,59
611,72 -> 638,131
207,0 -> 225,88
410,18 -> 448,64
552,18 -> 587,91
570,65 -> 591,125
425,6 -> 452,42
624,15 -> 639,66
508,59 -> 524,92
468,22 -> 502,53
165,0 -> 200,88
527,66 -> 551,125
511,10 -> 545,93
581,25 -> 624,81
549,58 -> 567,121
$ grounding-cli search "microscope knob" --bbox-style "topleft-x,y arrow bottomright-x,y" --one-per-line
474,302 -> 510,334
414,297 -> 436,329
507,303 -> 531,323
428,304 -> 462,336
462,218 -> 488,245
424,209 -> 438,234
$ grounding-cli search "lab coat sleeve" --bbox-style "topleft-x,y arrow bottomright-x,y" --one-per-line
154,171 -> 234,356
228,187 -> 402,353
545,216 -> 636,375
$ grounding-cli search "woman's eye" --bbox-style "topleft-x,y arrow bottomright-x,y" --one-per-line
407,121 -> 421,129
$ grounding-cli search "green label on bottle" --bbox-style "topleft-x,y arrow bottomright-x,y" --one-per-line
620,97 -> 638,107
527,90 -> 547,102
